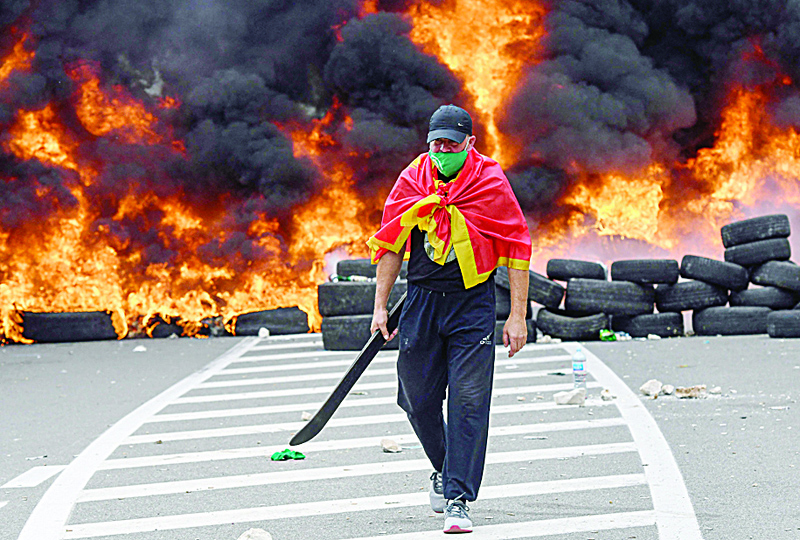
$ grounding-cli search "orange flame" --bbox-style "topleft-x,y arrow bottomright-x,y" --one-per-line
0,32 -> 34,83
548,81 -> 800,265
407,0 -> 547,165
69,63 -> 164,144
2,48 -> 372,339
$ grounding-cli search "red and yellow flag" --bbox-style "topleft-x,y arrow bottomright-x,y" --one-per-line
367,148 -> 531,288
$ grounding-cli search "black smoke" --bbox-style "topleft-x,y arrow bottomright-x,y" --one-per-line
3,0 -> 800,250
0,1 -> 457,276
501,0 -> 800,216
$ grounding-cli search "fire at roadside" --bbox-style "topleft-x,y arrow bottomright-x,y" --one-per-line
4,2 -> 800,344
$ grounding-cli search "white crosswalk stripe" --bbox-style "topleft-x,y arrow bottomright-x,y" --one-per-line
17,334 -> 702,540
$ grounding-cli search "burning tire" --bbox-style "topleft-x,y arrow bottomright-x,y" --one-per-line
147,317 -> 184,338
21,311 -> 123,343
680,255 -> 748,291
547,259 -> 606,281
536,309 -> 608,341
321,315 -> 399,351
655,280 -> 728,312
724,238 -> 791,267
721,214 -> 790,248
318,280 -> 407,317
494,318 -> 537,343
231,307 -> 310,336
750,261 -> 800,292
611,312 -> 684,338
610,259 -> 679,284
565,278 -> 655,316
767,310 -> 800,338
729,286 -> 798,310
336,258 -> 408,279
495,267 -> 565,310
692,306 -> 771,336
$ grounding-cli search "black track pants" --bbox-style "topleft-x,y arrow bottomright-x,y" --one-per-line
396,280 -> 496,501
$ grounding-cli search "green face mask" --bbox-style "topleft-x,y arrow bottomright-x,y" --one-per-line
429,148 -> 468,177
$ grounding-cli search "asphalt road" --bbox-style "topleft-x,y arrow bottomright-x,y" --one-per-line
0,333 -> 797,540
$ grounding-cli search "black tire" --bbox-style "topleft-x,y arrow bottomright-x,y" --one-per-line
496,267 -> 565,310
721,214 -> 790,248
233,307 -> 310,336
536,309 -> 608,341
611,312 -> 684,338
318,280 -> 407,316
730,286 -> 798,309
655,280 -> 728,312
336,258 -> 408,279
767,310 -> 800,338
547,259 -> 606,281
692,306 -> 771,336
21,311 -> 120,343
147,318 -> 184,338
610,259 -> 679,284
495,285 -> 534,320
750,261 -> 800,292
680,255 -> 748,291
321,315 -> 399,351
724,238 -> 791,267
565,278 -> 655,316
494,318 -> 537,343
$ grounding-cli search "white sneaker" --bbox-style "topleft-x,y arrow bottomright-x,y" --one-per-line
443,499 -> 472,533
429,471 -> 446,513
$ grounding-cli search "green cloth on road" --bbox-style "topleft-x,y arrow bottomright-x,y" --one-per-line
599,329 -> 617,341
271,449 -> 306,461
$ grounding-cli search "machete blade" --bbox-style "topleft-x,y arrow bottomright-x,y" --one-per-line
289,291 -> 406,446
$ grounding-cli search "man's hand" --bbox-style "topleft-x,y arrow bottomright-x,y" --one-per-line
504,267 -> 530,357
503,316 -> 527,357
370,307 -> 399,342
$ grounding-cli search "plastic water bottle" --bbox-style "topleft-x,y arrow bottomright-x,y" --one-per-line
572,346 -> 587,389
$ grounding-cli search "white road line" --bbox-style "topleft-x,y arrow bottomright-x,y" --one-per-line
1,465 -> 66,488
63,474 -> 647,538
171,377 -> 600,405
245,340 -> 323,352
174,380 -> 400,403
124,399 -> 612,444
232,349 -> 383,363
197,367 -> 569,389
150,381 -> 601,423
0,500 -> 8,510
15,337 -> 259,540
78,442 -> 637,502
101,418 -> 627,470
351,511 -> 657,540
577,344 -> 703,540
221,353 -> 571,375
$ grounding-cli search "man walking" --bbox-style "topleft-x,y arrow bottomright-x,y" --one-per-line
368,105 -> 532,533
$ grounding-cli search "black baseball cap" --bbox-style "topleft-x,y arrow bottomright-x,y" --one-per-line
427,105 -> 472,144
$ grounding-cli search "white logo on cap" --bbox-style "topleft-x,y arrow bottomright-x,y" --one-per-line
457,122 -> 464,126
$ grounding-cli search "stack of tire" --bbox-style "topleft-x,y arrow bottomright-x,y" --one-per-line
320,260 -> 541,350
718,214 -> 800,338
319,259 -> 408,351
537,259 -> 676,341
651,214 -> 796,337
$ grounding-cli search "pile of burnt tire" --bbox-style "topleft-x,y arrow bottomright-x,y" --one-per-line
320,260 -> 538,350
